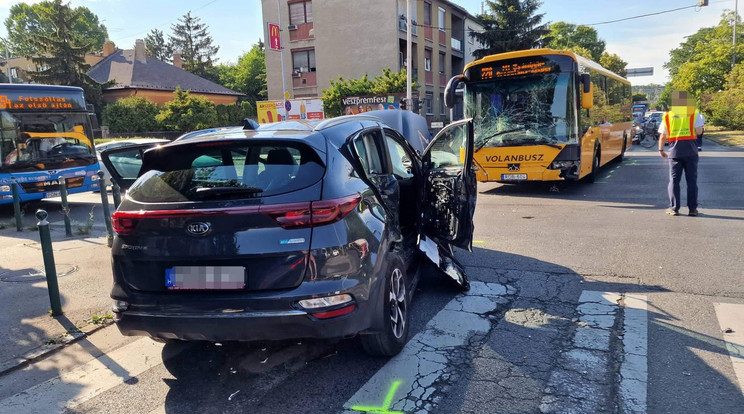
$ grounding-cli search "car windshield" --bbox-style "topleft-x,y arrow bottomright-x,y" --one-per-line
0,111 -> 95,171
465,72 -> 575,149
127,141 -> 325,202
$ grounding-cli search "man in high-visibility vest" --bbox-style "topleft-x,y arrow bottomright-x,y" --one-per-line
658,91 -> 705,216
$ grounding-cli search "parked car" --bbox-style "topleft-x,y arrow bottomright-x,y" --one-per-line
95,139 -> 169,187
101,113 -> 476,356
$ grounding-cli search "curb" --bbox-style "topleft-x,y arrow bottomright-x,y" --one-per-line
0,320 -> 114,378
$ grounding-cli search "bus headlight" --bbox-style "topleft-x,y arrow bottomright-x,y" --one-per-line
90,174 -> 100,182
0,185 -> 10,193
550,160 -> 576,169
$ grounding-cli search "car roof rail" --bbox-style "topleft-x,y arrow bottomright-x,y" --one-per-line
314,115 -> 384,131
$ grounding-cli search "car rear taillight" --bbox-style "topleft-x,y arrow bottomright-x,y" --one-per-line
264,194 -> 362,229
111,212 -> 140,235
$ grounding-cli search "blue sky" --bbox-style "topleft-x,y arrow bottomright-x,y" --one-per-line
0,0 -> 738,84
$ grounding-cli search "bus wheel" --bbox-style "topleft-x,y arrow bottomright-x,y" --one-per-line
617,137 -> 627,163
585,144 -> 600,183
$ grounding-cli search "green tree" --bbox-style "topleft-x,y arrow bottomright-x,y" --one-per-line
25,0 -> 104,115
321,68 -> 414,117
145,29 -> 172,62
169,12 -> 219,78
103,96 -> 161,133
546,22 -> 605,61
214,42 -> 267,104
156,87 -> 218,131
470,0 -> 549,59
632,93 -> 648,102
599,52 -> 628,77
708,63 -> 744,129
4,1 -> 107,56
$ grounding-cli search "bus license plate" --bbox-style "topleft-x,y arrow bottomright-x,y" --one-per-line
165,266 -> 245,290
45,191 -> 61,198
501,174 -> 527,181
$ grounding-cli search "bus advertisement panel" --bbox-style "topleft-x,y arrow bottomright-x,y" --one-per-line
447,49 -> 632,183
0,84 -> 100,205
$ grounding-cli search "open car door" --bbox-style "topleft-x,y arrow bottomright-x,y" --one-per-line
99,143 -> 162,190
421,118 -> 476,250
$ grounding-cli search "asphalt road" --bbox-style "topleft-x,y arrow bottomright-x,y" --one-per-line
1,141 -> 743,414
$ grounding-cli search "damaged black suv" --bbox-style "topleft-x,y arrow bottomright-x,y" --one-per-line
103,111 -> 476,356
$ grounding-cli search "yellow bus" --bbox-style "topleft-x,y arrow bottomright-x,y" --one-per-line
444,48 -> 633,183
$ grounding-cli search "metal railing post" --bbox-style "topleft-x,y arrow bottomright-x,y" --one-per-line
98,171 -> 113,247
36,209 -> 63,316
11,177 -> 22,231
59,176 -> 72,237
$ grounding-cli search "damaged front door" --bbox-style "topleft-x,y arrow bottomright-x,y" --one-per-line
421,118 -> 476,250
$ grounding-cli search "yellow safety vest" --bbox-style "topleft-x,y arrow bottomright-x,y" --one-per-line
663,109 -> 699,142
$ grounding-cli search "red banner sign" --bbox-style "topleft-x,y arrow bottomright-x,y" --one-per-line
268,23 -> 281,51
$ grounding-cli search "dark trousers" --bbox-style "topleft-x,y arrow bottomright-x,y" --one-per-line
668,157 -> 698,211
697,133 -> 703,149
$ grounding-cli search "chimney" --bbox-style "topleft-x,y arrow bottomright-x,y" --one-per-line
172,50 -> 183,69
134,39 -> 147,63
103,41 -> 115,57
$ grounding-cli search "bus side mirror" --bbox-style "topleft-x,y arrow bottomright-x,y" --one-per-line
88,113 -> 99,130
444,75 -> 463,109
581,74 -> 593,110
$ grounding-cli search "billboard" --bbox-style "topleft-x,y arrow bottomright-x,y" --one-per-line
268,23 -> 281,51
256,98 -> 325,124
341,93 -> 410,115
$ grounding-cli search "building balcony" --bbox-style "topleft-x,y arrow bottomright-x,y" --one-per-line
289,23 -> 314,42
451,37 -> 463,52
292,71 -> 317,88
398,16 -> 417,35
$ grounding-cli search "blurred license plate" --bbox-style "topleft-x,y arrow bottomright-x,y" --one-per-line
165,266 -> 245,290
45,191 -> 61,198
501,174 -> 527,181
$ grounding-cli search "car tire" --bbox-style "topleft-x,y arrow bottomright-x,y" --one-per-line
616,137 -> 627,163
361,254 -> 410,356
585,143 -> 600,183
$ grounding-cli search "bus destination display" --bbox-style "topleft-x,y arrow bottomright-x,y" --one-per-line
476,61 -> 554,80
0,93 -> 86,111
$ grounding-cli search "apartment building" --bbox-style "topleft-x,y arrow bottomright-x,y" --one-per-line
260,0 -> 483,124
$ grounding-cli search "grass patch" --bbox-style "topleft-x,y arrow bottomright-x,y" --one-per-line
704,127 -> 744,147
74,207 -> 96,236
87,312 -> 114,325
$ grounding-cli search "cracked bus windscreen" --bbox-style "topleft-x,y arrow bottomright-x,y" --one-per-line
465,72 -> 575,149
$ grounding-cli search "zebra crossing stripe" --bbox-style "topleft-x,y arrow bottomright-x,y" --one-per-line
0,338 -> 163,413
714,303 -> 744,395
620,294 -> 648,414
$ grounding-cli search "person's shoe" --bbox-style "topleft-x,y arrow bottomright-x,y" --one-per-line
689,209 -> 699,217
698,147 -> 702,151
666,209 -> 679,216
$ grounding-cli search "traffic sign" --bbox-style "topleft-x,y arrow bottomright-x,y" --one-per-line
626,67 -> 654,77
284,91 -> 290,99
268,23 -> 281,51
285,100 -> 292,111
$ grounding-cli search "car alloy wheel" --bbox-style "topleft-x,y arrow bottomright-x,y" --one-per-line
389,268 -> 407,339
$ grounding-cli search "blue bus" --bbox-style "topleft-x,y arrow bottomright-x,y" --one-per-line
0,84 -> 100,205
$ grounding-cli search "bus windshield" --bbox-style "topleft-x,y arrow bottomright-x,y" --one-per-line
0,111 -> 95,172
465,72 -> 576,149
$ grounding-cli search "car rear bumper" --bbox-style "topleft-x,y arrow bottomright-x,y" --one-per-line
114,306 -> 367,341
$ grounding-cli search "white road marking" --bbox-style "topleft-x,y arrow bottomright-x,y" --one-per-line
0,338 -> 164,414
619,294 -> 648,414
714,303 -> 744,395
341,281 -> 512,413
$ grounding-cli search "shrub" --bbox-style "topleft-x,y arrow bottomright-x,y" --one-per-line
708,63 -> 744,130
216,104 -> 247,126
156,87 -> 218,131
102,96 -> 160,133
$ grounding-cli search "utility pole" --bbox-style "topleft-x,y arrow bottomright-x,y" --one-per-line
734,0 -> 739,68
1,37 -> 12,83
406,0 -> 412,111
277,0 -> 288,120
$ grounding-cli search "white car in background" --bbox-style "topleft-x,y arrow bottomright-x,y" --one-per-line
95,138 -> 169,188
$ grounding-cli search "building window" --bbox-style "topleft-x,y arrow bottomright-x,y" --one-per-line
425,92 -> 433,115
10,68 -> 17,79
438,7 -> 445,31
289,1 -> 312,25
440,93 -> 445,115
292,49 -> 316,72
425,49 -> 432,72
438,52 -> 445,74
424,2 -> 431,26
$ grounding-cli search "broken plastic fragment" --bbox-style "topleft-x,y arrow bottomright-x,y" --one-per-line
228,390 -> 240,401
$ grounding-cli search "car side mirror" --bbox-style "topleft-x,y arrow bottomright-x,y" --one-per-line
444,75 -> 463,109
581,74 -> 593,110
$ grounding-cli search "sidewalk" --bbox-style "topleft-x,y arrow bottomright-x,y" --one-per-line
0,195 -> 116,375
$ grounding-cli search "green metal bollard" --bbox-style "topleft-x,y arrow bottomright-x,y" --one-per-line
111,182 -> 122,210
98,171 -> 113,247
11,177 -> 22,232
59,176 -> 72,237
36,209 -> 63,316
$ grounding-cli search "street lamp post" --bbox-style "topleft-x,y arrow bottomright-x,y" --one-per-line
734,0 -> 739,68
1,37 -> 12,83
